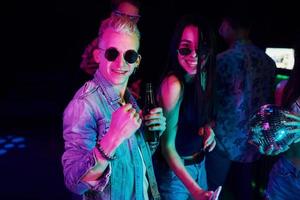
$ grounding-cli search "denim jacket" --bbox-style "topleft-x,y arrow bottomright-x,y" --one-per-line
62,70 -> 160,200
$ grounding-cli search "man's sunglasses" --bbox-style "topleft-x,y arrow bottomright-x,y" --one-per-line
177,47 -> 198,56
100,47 -> 139,64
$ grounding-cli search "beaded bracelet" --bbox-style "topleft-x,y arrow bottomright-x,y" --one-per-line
96,141 -> 117,161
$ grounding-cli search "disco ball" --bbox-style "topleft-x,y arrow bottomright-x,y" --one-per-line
248,104 -> 295,155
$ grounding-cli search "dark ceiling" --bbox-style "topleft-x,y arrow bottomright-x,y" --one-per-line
0,0 -> 298,116
1,0 -> 298,72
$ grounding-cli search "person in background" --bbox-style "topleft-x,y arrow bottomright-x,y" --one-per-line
264,41 -> 300,200
274,79 -> 288,106
157,14 -> 218,200
79,37 -> 99,76
111,0 -> 141,23
62,15 -> 165,200
80,0 -> 141,76
205,15 -> 276,199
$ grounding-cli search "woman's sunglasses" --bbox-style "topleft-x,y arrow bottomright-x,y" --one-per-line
177,47 -> 198,56
100,47 -> 139,64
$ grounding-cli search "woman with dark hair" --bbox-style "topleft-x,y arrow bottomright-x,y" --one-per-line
264,42 -> 300,200
157,15 -> 218,200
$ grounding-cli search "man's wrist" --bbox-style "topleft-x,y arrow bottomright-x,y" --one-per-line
96,130 -> 122,161
96,140 -> 117,161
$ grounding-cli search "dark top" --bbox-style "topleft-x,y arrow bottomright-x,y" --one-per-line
215,40 -> 276,162
175,78 -> 204,156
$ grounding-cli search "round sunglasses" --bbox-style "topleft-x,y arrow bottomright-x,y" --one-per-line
177,47 -> 198,56
100,47 -> 139,64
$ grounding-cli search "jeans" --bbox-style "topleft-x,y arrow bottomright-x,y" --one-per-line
157,160 -> 207,200
205,147 -> 231,190
265,156 -> 300,200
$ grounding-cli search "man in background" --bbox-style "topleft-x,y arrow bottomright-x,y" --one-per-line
206,15 -> 276,200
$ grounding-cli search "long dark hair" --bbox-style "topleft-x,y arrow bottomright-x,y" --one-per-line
282,42 -> 300,108
161,14 -> 217,125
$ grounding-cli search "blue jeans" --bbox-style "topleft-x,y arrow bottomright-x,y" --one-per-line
205,147 -> 231,190
265,156 -> 300,200
157,160 -> 207,200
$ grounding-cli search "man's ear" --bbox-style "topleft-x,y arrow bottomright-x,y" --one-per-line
93,49 -> 101,63
136,54 -> 142,67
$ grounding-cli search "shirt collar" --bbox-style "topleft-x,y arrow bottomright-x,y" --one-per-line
233,39 -> 252,48
93,69 -> 121,105
93,69 -> 140,111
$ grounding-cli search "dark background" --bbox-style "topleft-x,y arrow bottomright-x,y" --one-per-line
0,0 -> 299,199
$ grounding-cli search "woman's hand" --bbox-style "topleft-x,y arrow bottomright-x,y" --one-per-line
199,125 -> 216,152
192,188 -> 213,200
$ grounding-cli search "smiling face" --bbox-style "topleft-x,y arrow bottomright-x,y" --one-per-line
97,28 -> 140,87
177,25 -> 199,75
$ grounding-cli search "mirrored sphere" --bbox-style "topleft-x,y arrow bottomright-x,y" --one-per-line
248,104 -> 295,154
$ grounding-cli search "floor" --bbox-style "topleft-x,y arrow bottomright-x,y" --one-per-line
0,125 -> 73,200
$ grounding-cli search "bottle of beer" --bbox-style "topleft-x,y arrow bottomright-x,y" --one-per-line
143,82 -> 160,143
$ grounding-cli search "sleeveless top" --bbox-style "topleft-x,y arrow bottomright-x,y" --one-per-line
175,79 -> 204,156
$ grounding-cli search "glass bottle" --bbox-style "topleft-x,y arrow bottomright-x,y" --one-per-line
143,82 -> 160,143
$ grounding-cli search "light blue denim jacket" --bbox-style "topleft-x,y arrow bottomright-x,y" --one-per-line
62,70 -> 160,200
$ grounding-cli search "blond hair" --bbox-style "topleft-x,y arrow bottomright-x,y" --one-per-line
98,15 -> 140,44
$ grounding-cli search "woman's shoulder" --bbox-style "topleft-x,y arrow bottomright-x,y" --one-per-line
161,74 -> 181,91
159,74 -> 182,109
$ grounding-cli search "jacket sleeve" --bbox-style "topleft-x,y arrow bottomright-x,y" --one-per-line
61,98 -> 111,195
